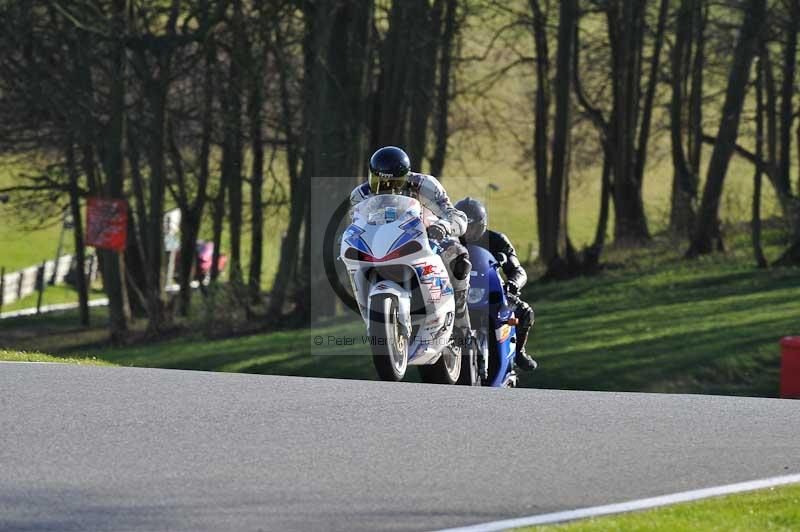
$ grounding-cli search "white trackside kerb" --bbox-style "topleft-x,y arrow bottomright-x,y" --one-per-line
433,473 -> 800,532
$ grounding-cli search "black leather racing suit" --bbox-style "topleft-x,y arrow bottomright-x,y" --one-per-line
468,229 -> 534,357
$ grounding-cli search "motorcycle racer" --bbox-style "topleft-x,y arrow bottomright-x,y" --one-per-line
350,146 -> 473,341
455,197 -> 538,371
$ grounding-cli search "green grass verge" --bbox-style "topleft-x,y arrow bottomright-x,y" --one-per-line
524,239 -> 799,397
0,349 -> 113,366
1,233 -> 797,397
524,483 -> 800,531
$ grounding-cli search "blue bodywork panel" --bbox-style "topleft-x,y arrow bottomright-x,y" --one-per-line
467,245 -> 516,387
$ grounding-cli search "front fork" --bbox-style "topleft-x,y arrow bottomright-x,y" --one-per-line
367,280 -> 412,339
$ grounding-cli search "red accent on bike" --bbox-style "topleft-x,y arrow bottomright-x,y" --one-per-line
345,241 -> 421,263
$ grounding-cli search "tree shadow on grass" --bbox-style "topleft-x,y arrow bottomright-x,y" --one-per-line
528,313 -> 791,396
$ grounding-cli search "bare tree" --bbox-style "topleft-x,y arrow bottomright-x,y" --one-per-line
530,0 -> 579,277
688,0 -> 765,257
300,0 -> 374,319
752,55 -> 767,268
669,0 -> 705,237
604,0 -> 668,246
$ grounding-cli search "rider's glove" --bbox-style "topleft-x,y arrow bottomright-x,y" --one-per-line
505,280 -> 520,297
427,224 -> 447,243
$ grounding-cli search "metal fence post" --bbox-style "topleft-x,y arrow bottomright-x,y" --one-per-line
0,266 -> 5,316
36,260 -> 46,314
87,254 -> 95,283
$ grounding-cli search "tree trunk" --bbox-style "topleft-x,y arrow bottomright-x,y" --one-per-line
210,178 -> 227,282
778,2 -> 797,194
606,0 -> 651,245
268,19 -> 303,319
669,0 -> 697,237
302,0 -> 373,319
125,118 -> 151,318
687,0 -> 705,176
406,0 -> 442,168
372,1 -> 414,152
753,56 -> 767,268
687,0 -> 765,257
169,122 -> 206,318
66,140 -> 89,326
633,0 -> 669,186
530,0 -> 551,261
225,0 -> 246,288
429,0 -> 458,177
143,52 -> 171,334
177,40 -> 214,316
101,0 -> 131,341
545,0 -> 576,270
586,149 -> 612,269
248,60 -> 265,305
528,0 -> 578,278
772,2 -> 800,265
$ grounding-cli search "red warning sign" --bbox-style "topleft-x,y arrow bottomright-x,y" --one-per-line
86,197 -> 128,251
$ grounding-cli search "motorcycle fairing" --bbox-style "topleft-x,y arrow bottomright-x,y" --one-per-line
341,195 -> 456,366
466,244 -> 517,387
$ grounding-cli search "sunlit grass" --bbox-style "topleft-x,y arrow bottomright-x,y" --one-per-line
524,483 -> 800,531
0,349 -> 113,366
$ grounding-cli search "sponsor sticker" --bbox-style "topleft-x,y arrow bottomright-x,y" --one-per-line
497,324 -> 512,343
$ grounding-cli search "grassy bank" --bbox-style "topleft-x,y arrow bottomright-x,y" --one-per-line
0,349 -> 112,366
2,233 -> 797,397
528,483 -> 800,531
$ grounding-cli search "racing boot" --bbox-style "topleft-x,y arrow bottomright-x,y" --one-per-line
508,296 -> 536,371
515,347 -> 537,371
514,327 -> 537,371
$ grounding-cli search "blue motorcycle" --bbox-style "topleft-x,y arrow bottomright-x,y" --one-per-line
466,244 -> 519,387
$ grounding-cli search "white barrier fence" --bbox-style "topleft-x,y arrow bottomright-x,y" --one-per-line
0,254 -> 98,308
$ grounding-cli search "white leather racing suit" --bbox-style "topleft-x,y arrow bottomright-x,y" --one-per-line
350,172 -> 468,237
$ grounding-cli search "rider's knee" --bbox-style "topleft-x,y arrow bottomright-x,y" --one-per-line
452,254 -> 471,281
441,240 -> 471,282
518,301 -> 534,328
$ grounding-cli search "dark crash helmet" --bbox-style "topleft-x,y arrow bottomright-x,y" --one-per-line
455,197 -> 487,244
368,146 -> 411,195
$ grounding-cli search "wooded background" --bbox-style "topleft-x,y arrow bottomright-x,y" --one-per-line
1,0 -> 798,342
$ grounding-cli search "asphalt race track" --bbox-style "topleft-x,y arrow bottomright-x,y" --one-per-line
1,363 -> 799,532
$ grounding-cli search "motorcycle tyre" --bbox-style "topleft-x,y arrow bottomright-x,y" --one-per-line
369,294 -> 408,382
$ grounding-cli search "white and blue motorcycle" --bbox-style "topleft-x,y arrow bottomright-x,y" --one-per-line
340,194 -> 478,385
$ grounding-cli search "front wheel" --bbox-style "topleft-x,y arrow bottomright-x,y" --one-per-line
418,341 -> 462,385
369,294 -> 408,381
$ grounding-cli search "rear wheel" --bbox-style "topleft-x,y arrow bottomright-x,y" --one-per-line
369,294 -> 408,381
418,340 -> 462,385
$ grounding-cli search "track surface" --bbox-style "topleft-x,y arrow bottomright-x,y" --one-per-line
1,364 -> 798,532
